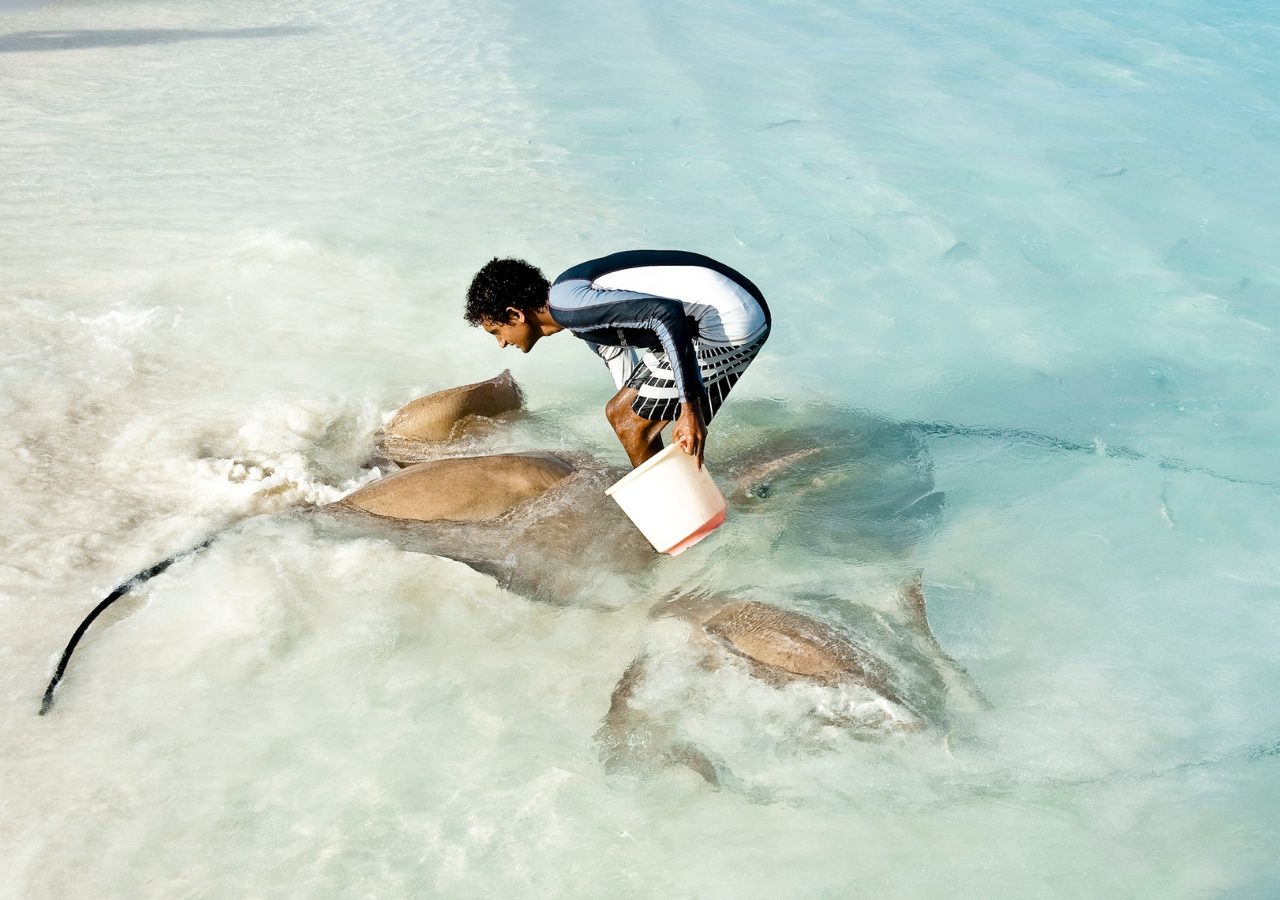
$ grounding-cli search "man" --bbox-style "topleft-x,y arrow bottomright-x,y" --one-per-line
464,250 -> 771,468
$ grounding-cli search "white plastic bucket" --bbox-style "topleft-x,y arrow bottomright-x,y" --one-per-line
605,444 -> 727,555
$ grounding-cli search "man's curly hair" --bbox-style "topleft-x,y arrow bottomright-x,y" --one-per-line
464,258 -> 550,326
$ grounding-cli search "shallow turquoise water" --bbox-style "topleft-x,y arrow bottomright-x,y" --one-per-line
1,1 -> 1277,896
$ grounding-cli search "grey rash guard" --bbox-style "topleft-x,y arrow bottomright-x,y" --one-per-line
548,250 -> 772,408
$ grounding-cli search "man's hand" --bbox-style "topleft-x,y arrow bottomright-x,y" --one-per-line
672,402 -> 707,469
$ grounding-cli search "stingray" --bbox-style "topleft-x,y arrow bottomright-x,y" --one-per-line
39,372 -> 983,782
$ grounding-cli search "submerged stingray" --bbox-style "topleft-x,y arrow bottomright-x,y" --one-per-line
41,372 -> 982,783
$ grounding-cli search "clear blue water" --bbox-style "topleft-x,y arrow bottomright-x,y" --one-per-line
2,0 -> 1278,896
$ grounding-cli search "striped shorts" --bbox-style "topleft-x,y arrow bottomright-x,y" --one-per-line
627,326 -> 770,423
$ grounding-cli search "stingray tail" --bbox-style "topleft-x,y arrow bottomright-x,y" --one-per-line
38,535 -> 218,716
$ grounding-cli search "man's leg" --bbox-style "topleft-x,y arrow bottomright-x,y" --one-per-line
606,387 -> 670,467
616,325 -> 771,469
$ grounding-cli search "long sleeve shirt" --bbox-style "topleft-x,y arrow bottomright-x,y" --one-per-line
548,250 -> 771,405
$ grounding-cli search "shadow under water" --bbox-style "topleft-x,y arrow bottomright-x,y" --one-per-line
0,27 -> 315,54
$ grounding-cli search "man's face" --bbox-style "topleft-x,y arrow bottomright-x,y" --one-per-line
481,308 -> 540,353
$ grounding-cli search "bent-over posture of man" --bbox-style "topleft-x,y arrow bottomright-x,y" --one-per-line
464,250 -> 771,468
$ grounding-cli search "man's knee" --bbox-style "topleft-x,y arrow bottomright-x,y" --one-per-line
605,391 -> 633,430
606,391 -> 657,438
606,392 -> 666,447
